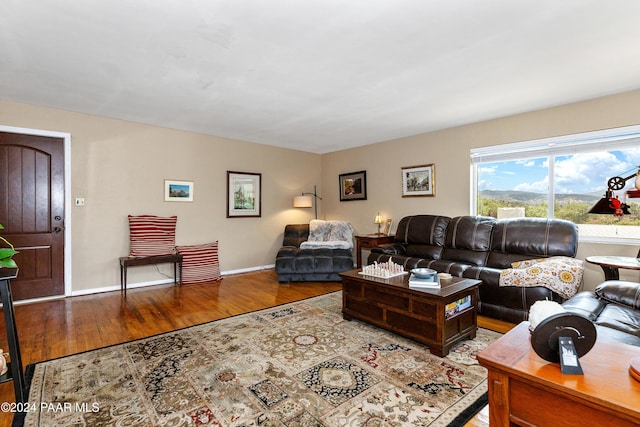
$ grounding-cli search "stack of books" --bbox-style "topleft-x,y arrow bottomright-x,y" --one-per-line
408,274 -> 440,289
445,295 -> 472,319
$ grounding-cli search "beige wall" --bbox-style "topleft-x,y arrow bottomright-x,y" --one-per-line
1,99 -> 321,293
3,90 -> 640,295
321,89 -> 640,290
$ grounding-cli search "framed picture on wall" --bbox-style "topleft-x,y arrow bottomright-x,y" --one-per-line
227,171 -> 262,217
164,180 -> 194,202
339,170 -> 367,201
402,164 -> 435,197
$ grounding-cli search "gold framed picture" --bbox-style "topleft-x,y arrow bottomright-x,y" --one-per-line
402,164 -> 435,197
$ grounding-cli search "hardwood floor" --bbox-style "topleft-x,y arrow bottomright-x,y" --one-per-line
0,269 -> 513,426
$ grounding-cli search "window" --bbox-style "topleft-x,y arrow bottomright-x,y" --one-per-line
471,125 -> 640,242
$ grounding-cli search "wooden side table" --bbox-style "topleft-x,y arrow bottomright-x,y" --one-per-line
119,254 -> 183,294
354,234 -> 395,267
478,322 -> 640,427
586,255 -> 640,280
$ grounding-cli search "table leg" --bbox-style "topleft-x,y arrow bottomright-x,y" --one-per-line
487,371 -> 510,427
122,264 -> 128,294
174,261 -> 181,285
599,266 -> 620,280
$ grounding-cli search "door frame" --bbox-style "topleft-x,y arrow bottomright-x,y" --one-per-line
0,125 -> 72,297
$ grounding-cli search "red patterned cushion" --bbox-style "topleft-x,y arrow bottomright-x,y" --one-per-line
176,241 -> 222,284
128,215 -> 177,256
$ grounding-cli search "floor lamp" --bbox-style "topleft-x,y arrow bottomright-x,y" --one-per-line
293,185 -> 322,219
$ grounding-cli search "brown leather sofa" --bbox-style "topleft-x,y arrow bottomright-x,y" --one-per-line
367,215 -> 579,324
562,280 -> 640,346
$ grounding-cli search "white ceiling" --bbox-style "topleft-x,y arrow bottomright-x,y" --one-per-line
2,1 -> 640,154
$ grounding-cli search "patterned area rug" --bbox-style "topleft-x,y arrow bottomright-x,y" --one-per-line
19,291 -> 501,426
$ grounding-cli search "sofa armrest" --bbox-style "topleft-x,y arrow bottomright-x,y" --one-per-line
371,243 -> 406,255
595,280 -> 640,310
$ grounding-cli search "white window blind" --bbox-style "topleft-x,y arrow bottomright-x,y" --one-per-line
470,125 -> 640,163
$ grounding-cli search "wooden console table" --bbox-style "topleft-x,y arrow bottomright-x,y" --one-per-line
119,254 -> 183,294
354,234 -> 394,267
477,322 -> 640,427
0,268 -> 26,403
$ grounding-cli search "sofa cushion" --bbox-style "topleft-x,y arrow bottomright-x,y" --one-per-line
595,280 -> 640,310
561,291 -> 607,321
595,303 -> 640,338
396,215 -> 449,260
488,218 -> 578,263
394,215 -> 450,246
282,224 -> 309,247
445,216 -> 495,251
440,216 -> 495,266
128,215 -> 177,257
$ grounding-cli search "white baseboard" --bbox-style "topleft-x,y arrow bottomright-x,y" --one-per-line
70,264 -> 276,297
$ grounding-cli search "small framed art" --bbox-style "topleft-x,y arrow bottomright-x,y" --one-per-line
382,218 -> 393,235
339,170 -> 367,201
402,164 -> 435,197
164,180 -> 194,202
227,171 -> 262,217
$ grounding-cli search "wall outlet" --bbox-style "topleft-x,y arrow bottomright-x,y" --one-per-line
75,197 -> 85,206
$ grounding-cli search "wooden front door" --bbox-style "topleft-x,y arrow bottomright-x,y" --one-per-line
0,132 -> 65,300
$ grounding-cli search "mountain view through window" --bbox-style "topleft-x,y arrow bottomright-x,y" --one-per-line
474,148 -> 640,240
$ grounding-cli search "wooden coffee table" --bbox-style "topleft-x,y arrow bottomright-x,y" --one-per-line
339,269 -> 480,356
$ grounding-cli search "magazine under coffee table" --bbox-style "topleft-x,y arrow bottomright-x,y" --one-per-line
339,269 -> 481,357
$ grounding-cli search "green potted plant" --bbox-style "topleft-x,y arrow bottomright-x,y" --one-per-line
0,224 -> 18,268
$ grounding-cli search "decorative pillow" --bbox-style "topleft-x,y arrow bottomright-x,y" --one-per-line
328,221 -> 353,243
128,215 -> 177,256
308,219 -> 331,242
499,256 -> 584,299
176,241 -> 222,284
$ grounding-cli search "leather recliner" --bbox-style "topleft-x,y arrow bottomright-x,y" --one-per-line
563,280 -> 640,346
275,224 -> 354,282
